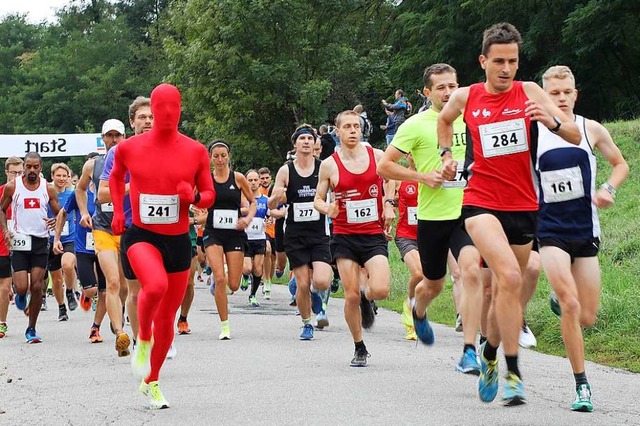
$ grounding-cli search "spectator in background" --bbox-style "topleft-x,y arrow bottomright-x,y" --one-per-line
319,125 -> 336,160
353,105 -> 372,146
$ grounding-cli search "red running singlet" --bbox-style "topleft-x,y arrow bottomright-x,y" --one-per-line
463,81 -> 538,211
331,146 -> 384,235
395,180 -> 418,240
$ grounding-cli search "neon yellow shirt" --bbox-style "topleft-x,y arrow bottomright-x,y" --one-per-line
391,108 -> 466,220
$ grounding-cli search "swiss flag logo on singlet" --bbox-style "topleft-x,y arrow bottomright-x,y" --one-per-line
24,198 -> 40,209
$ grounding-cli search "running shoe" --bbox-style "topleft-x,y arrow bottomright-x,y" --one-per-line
166,343 -> 177,360
330,278 -> 340,293
455,313 -> 463,332
275,268 -> 284,279
405,327 -> 417,341
58,305 -> 69,322
300,323 -> 314,340
350,347 -> 370,367
549,291 -> 562,316
89,326 -> 103,343
571,384 -> 593,412
131,340 -> 152,378
0,322 -> 7,338
456,348 -> 481,375
66,290 -> 78,311
79,294 -> 91,312
288,276 -> 297,296
311,290 -> 323,315
219,324 -> 231,340
240,274 -> 250,291
14,293 -> 27,311
41,296 -> 47,311
177,319 -> 191,335
518,320 -> 537,348
360,290 -> 375,329
116,332 -> 131,357
91,295 -> 98,312
401,298 -> 413,329
412,307 -> 434,345
140,380 -> 169,410
264,281 -> 271,300
501,372 -> 526,406
197,274 -> 204,283
209,275 -> 216,296
249,295 -> 260,307
478,342 -> 499,403
25,326 -> 42,344
316,311 -> 329,329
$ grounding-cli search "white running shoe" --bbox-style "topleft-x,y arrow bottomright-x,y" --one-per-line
166,342 -> 177,359
518,321 -> 537,348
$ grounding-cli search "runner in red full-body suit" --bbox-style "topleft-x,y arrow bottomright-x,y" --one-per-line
110,83 -> 215,408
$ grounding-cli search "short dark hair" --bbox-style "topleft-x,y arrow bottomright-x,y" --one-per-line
208,139 -> 230,155
423,63 -> 457,89
481,22 -> 522,57
24,152 -> 42,163
258,167 -> 271,176
128,96 -> 151,122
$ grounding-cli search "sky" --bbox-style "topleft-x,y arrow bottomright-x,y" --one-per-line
0,0 -> 72,23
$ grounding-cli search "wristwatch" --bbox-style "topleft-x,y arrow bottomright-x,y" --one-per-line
439,147 -> 452,157
384,199 -> 396,207
549,117 -> 562,133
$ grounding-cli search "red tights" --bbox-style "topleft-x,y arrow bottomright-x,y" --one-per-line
127,243 -> 189,383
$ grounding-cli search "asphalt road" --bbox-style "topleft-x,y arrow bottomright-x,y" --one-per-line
1,281 -> 639,425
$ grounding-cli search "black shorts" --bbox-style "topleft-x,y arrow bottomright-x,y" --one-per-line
417,218 -> 473,280
275,217 -> 285,253
202,229 -> 247,253
191,245 -> 197,259
266,235 -> 275,254
0,256 -> 11,278
245,239 -> 266,257
11,236 -> 49,272
77,252 -> 106,291
331,233 -> 388,267
538,237 -> 600,263
462,206 -> 537,246
121,225 -> 192,280
394,237 -> 418,260
285,234 -> 331,269
196,236 -> 204,251
47,241 -> 75,272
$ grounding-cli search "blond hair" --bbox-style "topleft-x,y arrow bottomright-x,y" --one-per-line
51,162 -> 71,176
542,65 -> 575,89
5,156 -> 23,170
335,110 -> 360,128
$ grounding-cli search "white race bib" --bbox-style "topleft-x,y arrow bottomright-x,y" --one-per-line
540,166 -> 585,204
407,206 -> 418,226
85,232 -> 95,251
479,118 -> 528,158
246,217 -> 265,235
139,194 -> 179,225
12,233 -> 32,251
50,221 -> 69,237
442,163 -> 467,189
7,219 -> 14,235
213,209 -> 238,230
293,202 -> 320,222
101,202 -> 114,213
346,198 -> 378,224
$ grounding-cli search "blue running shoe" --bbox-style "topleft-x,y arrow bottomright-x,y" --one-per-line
310,290 -> 323,315
275,268 -> 284,279
549,291 -> 562,317
412,307 -> 434,345
456,348 -> 481,375
15,293 -> 28,311
571,383 -> 593,412
299,323 -> 314,340
502,372 -> 526,406
478,342 -> 499,403
25,327 -> 42,344
288,276 -> 297,296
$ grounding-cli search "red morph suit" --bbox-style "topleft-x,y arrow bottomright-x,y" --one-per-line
110,83 -> 215,383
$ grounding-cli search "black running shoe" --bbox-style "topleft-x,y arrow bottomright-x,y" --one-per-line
360,290 -> 375,329
350,347 -> 370,367
58,306 -> 68,322
330,278 -> 340,293
66,290 -> 78,311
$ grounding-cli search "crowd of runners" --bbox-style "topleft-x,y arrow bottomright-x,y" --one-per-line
0,22 -> 628,413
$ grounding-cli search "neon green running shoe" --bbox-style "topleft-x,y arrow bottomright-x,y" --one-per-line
0,322 -> 7,338
140,380 -> 169,410
571,384 -> 593,412
131,340 -> 152,379
401,298 -> 413,329
219,324 -> 231,340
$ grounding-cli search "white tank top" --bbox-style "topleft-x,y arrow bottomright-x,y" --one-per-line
12,177 -> 50,238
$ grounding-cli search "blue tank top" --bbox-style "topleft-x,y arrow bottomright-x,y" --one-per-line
62,190 -> 96,254
536,115 -> 600,239
49,189 -> 76,243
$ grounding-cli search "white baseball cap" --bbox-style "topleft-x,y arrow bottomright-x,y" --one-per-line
101,119 -> 125,135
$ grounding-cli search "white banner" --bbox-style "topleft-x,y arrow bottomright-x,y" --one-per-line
0,133 -> 105,158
